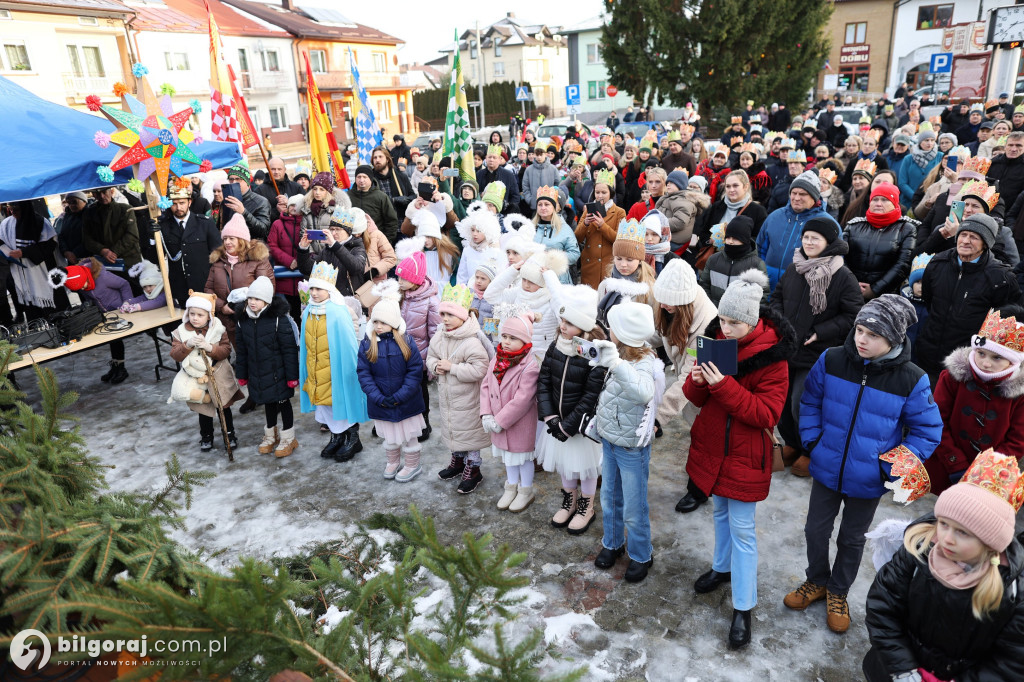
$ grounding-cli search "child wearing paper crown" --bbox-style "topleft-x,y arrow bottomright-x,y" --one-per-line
483,248 -> 568,358
168,290 -> 243,452
395,246 -> 440,440
231,276 -> 300,458
786,294 -> 942,635
900,252 -> 932,356
481,314 -> 541,512
683,270 -> 793,649
357,280 -> 427,482
427,284 -> 495,494
532,186 -> 581,285
591,300 -> 663,584
536,279 -> 607,534
863,449 -> 1024,682
926,307 -> 1024,495
596,218 -> 658,331
299,261 -> 369,462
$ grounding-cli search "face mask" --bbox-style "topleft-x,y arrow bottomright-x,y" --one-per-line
723,243 -> 750,260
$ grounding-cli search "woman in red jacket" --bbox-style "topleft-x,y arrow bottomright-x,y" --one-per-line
683,270 -> 794,650
268,194 -> 305,326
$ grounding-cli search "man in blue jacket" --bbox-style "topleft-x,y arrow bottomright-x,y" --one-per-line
476,145 -> 521,215
785,295 -> 942,633
757,170 -> 840,292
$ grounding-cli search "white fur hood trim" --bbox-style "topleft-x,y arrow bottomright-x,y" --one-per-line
602,278 -> 651,299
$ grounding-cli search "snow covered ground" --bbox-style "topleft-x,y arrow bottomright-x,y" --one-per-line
18,332 -> 937,680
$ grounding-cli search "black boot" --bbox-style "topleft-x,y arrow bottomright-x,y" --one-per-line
456,463 -> 482,493
334,425 -> 362,462
200,434 -> 214,452
438,453 -> 465,480
694,569 -> 731,594
108,361 -> 129,385
226,431 -> 238,449
654,419 -> 663,439
239,396 -> 256,414
100,360 -> 118,382
594,545 -> 625,569
624,557 -> 654,583
321,432 -> 344,458
728,609 -> 752,650
675,492 -> 706,513
418,423 -> 432,443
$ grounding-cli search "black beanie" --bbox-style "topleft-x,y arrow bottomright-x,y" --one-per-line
725,215 -> 755,247
803,216 -> 840,245
355,164 -> 373,180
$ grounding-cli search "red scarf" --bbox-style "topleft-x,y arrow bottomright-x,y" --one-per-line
492,342 -> 532,384
866,207 -> 902,229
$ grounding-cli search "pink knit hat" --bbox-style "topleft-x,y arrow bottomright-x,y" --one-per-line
934,483 -> 1017,552
500,313 -> 534,344
396,251 -> 426,286
221,213 -> 250,241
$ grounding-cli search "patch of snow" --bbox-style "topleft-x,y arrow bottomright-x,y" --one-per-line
543,612 -> 598,646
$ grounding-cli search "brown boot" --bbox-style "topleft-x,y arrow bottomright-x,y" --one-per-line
826,591 -> 851,633
782,445 -> 800,466
783,581 -> 827,610
258,426 -> 279,455
567,493 -> 596,535
791,455 -> 811,477
273,428 -> 298,458
551,488 -> 578,527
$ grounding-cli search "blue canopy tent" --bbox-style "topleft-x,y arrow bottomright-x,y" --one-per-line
0,76 -> 242,203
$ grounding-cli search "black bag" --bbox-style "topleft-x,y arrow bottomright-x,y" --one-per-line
1,319 -> 63,352
49,302 -> 104,342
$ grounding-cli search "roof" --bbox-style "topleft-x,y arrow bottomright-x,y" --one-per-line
559,15 -> 606,34
446,17 -> 561,52
3,0 -> 132,15
129,0 -> 288,37
219,0 -> 401,44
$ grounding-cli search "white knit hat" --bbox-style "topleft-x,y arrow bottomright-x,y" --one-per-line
246,276 -> 274,304
129,260 -> 163,288
520,250 -> 568,287
412,209 -> 442,240
557,284 -> 599,332
718,270 -> 768,326
474,258 -> 500,281
347,207 -> 368,236
608,300 -> 655,347
653,258 -> 699,306
368,280 -> 406,334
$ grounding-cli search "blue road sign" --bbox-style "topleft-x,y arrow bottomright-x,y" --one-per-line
515,86 -> 531,101
930,52 -> 952,74
566,84 -> 581,106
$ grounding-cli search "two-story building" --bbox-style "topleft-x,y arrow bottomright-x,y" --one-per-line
0,0 -> 134,111
560,16 -> 634,120
816,0 -> 893,99
222,0 -> 414,142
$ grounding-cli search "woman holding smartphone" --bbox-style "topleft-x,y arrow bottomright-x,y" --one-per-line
916,180 -> 1019,266
575,174 -> 626,288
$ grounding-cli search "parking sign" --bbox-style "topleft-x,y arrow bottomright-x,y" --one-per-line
930,53 -> 952,74
566,84 -> 581,106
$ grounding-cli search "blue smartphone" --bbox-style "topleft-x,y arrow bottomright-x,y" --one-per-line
306,229 -> 326,241
946,155 -> 958,172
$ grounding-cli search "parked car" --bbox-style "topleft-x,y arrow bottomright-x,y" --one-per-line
412,131 -> 444,151
534,119 -> 595,151
614,121 -> 670,143
832,106 -> 868,136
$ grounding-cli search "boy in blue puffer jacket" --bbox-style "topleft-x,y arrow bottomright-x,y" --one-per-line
783,294 -> 942,634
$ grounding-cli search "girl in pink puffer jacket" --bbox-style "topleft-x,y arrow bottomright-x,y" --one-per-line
396,244 -> 440,439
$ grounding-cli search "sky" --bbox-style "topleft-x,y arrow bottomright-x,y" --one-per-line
281,0 -> 606,65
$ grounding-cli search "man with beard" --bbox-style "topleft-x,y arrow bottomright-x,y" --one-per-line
370,145 -> 413,222
55,191 -> 89,265
476,144 -> 520,214
661,131 -> 697,177
255,157 -> 303,225
158,183 -> 221,307
82,186 -> 142,268
223,164 -> 272,240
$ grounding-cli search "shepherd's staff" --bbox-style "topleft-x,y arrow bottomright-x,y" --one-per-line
199,348 -> 233,462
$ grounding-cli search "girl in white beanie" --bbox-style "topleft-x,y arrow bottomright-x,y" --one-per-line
483,249 -> 569,359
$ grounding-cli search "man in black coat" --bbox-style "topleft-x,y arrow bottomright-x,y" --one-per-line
370,145 -> 413,223
940,99 -> 970,134
390,134 -> 413,165
160,187 -> 222,308
475,145 -> 521,214
915,213 -> 1021,384
988,132 -> 1024,215
254,157 -> 303,225
224,164 -> 272,240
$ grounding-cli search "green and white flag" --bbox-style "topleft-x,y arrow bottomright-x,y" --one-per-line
443,30 -> 475,182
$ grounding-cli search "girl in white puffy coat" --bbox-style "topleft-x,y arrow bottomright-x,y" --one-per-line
455,201 -> 506,286
483,248 -> 568,359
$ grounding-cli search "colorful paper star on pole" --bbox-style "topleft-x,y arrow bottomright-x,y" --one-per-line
92,65 -> 206,195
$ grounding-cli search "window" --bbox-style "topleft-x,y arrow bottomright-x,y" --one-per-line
67,45 -> 105,77
309,49 -> 327,73
839,65 -> 870,92
238,48 -> 249,72
588,80 -> 606,100
78,16 -> 98,26
260,49 -> 280,72
376,98 -> 392,122
0,10 -> 11,20
470,63 -> 477,79
586,43 -> 601,64
469,40 -> 477,59
372,51 -> 386,72
164,52 -> 189,71
845,22 -> 867,44
3,42 -> 30,70
917,4 -> 953,30
493,61 -> 504,77
494,42 -> 502,57
268,105 -> 287,130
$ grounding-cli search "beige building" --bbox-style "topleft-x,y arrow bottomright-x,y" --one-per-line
0,0 -> 135,111
443,13 -> 571,119
817,0 -> 894,100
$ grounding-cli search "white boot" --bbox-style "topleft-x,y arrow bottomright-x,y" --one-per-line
258,426 -> 279,455
497,482 -> 518,510
274,428 -> 297,458
509,486 -> 535,513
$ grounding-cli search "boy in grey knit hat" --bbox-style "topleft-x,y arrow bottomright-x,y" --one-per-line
717,269 -> 769,327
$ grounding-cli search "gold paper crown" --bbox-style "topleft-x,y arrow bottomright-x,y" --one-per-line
562,139 -> 582,154
929,115 -> 942,126
536,185 -> 560,206
962,156 -> 992,175
789,149 -> 807,163
309,261 -> 339,288
959,448 -> 1024,512
729,136 -> 744,147
957,179 -> 999,211
616,218 -> 645,244
879,444 -> 931,504
977,309 -> 1024,353
680,123 -> 695,135
331,207 -> 357,228
666,130 -> 682,142
487,143 -> 504,157
854,159 -> 877,176
440,283 -> 474,311
911,252 -> 933,274
730,115 -> 742,125
985,98 -> 1000,110
818,168 -> 837,185
862,129 -> 882,143
639,138 -> 655,150
594,169 -> 617,187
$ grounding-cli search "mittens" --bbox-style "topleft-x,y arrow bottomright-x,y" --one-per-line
591,339 -> 621,370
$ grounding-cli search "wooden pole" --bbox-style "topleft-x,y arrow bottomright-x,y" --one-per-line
200,348 -> 233,462
255,140 -> 280,196
145,177 -> 178,320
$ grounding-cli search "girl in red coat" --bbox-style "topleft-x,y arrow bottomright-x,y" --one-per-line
926,306 -> 1024,494
683,270 -> 794,650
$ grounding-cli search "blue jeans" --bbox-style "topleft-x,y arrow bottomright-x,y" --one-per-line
600,439 -> 653,563
712,495 -> 758,611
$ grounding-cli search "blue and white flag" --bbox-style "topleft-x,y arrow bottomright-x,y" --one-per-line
349,49 -> 382,164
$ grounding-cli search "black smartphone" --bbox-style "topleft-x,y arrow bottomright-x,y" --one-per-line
585,201 -> 606,217
418,182 -> 435,201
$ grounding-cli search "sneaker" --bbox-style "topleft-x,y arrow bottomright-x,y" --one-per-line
200,436 -> 214,452
783,581 -> 827,611
438,454 -> 465,480
826,591 -> 851,633
456,464 -> 482,494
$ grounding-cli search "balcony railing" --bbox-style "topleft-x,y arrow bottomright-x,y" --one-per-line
63,73 -> 118,99
240,70 -> 292,93
297,69 -> 401,90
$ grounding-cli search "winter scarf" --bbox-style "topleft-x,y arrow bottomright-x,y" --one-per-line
792,249 -> 844,314
866,208 -> 903,229
555,334 -> 574,355
492,342 -> 532,384
910,145 -> 938,170
471,277 -> 489,299
969,348 -> 1020,382
722,193 -> 751,224
644,239 -> 671,264
928,544 -> 992,590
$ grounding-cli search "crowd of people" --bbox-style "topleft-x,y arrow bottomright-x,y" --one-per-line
4,87 -> 1024,678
